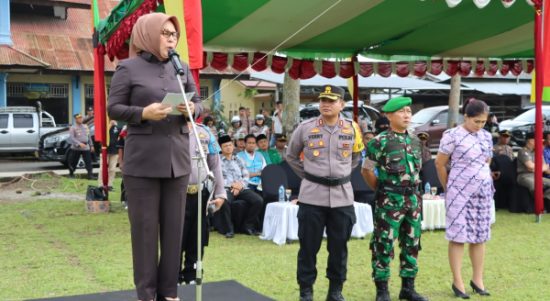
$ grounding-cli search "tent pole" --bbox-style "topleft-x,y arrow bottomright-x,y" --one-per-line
534,2 -> 545,221
352,55 -> 359,123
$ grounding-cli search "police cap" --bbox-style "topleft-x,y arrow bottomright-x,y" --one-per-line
318,85 -> 345,101
499,129 -> 511,137
382,96 -> 412,113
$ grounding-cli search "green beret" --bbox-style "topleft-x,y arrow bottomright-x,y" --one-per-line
382,96 -> 412,113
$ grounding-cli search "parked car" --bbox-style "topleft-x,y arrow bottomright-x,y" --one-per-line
299,101 -> 380,129
499,106 -> 550,131
0,106 -> 59,154
501,106 -> 550,146
410,106 -> 464,149
38,118 -> 100,167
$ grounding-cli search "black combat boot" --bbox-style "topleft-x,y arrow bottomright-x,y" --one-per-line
326,282 -> 345,301
375,281 -> 391,301
299,285 -> 313,301
398,277 -> 428,301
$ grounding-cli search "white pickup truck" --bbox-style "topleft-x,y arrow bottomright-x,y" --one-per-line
0,106 -> 59,154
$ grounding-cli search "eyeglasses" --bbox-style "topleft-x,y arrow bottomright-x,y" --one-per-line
161,29 -> 179,39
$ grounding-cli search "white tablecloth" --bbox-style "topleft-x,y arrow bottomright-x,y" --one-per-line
261,202 -> 374,245
421,196 -> 496,230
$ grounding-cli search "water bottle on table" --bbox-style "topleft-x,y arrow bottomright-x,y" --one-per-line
424,182 -> 431,196
278,185 -> 285,203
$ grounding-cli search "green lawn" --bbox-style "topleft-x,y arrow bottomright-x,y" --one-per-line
1,176 -> 550,301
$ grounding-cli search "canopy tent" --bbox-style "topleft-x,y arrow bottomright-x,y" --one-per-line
94,0 -> 548,216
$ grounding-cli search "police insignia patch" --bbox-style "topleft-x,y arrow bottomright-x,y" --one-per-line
342,129 -> 352,134
313,150 -> 320,157
319,140 -> 324,147
309,142 -> 314,148
342,151 -> 349,158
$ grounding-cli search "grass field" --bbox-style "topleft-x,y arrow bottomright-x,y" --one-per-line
1,176 -> 549,301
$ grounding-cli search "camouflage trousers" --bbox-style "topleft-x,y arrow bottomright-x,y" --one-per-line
370,192 -> 422,281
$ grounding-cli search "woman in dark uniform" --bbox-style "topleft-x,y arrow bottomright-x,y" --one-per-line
107,13 -> 202,301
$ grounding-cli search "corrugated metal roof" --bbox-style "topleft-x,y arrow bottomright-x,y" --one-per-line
8,3 -> 118,72
0,45 -> 49,68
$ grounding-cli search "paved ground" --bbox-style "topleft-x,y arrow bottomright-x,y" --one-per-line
0,156 -> 99,178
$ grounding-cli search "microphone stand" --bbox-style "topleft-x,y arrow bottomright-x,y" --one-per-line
170,50 -> 213,301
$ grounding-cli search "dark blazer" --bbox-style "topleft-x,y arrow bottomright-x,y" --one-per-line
107,52 -> 202,178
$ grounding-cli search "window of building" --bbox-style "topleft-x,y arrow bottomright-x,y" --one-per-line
200,87 -> 208,100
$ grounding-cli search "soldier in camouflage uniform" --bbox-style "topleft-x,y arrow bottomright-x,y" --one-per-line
361,97 -> 428,301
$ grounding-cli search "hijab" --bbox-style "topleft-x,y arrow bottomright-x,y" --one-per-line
129,13 -> 180,61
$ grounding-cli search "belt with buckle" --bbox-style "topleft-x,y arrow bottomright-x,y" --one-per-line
381,185 -> 418,195
187,184 -> 199,195
304,172 -> 351,186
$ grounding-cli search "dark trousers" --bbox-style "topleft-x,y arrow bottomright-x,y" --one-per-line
214,188 -> 263,234
179,189 -> 209,282
67,148 -> 93,174
297,203 -> 356,287
123,174 -> 189,301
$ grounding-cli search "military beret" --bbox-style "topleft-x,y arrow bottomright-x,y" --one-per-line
499,129 -> 511,136
382,96 -> 412,112
256,134 -> 268,141
525,132 -> 535,140
218,135 -> 232,145
319,85 -> 345,101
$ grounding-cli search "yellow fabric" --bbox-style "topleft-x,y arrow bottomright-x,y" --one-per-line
164,1 -> 190,63
531,69 -> 536,103
352,121 -> 365,152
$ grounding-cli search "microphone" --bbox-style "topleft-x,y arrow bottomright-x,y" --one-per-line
168,49 -> 185,75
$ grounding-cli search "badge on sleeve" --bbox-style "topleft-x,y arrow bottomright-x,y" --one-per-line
342,150 -> 349,158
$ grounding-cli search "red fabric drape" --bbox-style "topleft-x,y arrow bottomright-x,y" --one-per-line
271,56 -> 287,74
251,52 -> 268,71
430,60 -> 443,75
300,60 -> 316,79
396,62 -> 410,77
377,62 -> 392,77
339,61 -> 355,78
210,52 -> 228,70
534,2 -> 545,215
183,0 -> 203,69
413,61 -> 427,77
320,61 -> 337,78
475,61 -> 485,76
232,53 -> 249,71
359,62 -> 374,77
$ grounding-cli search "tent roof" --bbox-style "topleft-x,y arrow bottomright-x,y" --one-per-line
203,0 -> 535,60
250,71 -> 454,90
461,80 -> 532,95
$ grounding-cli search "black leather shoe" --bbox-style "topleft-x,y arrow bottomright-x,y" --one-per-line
244,228 -> 260,236
470,280 -> 490,296
300,286 -> 313,301
326,282 -> 345,301
375,281 -> 391,301
399,278 -> 428,301
452,284 -> 470,299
